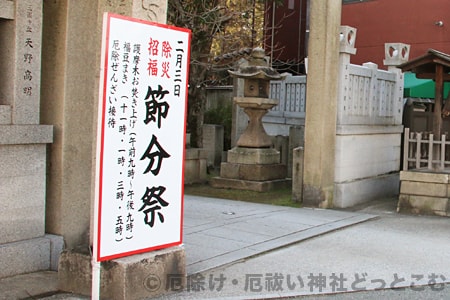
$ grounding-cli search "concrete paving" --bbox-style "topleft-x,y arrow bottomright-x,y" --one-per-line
183,195 -> 376,275
1,195 -> 450,300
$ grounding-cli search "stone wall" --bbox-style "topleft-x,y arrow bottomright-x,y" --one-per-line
332,29 -> 408,207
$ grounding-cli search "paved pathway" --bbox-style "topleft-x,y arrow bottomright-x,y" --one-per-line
0,194 -> 376,299
183,195 -> 377,275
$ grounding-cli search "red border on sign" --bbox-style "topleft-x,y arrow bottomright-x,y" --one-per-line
95,13 -> 191,262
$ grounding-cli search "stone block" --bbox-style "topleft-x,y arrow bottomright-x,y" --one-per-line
0,105 -> 11,124
227,147 -> 280,164
399,170 -> 450,184
59,246 -> 186,300
335,131 -> 401,182
184,148 -> 207,160
398,194 -> 449,217
0,125 -> 53,145
0,237 -> 50,278
184,148 -> 207,184
0,0 -> 14,19
400,181 -> 447,198
219,162 -> 286,181
334,173 -> 400,208
271,135 -> 289,166
0,144 -> 46,243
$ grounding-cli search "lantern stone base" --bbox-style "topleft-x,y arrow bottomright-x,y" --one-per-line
226,147 -> 281,164
397,170 -> 450,217
210,147 -> 290,192
58,246 -> 186,300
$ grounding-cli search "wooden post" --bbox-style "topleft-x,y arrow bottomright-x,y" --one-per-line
434,64 -> 444,137
416,132 -> 422,169
428,133 -> 434,169
433,64 -> 444,170
441,134 -> 446,170
403,128 -> 409,171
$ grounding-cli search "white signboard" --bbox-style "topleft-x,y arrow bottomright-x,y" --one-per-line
94,13 -> 191,261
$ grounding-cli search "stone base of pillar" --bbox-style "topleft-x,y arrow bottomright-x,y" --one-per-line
58,246 -> 186,300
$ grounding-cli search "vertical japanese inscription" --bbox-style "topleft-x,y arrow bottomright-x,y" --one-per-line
22,5 -> 34,97
107,39 -> 138,242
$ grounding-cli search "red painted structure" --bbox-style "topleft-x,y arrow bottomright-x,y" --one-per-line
342,0 -> 450,68
264,0 -> 450,71
264,0 -> 308,74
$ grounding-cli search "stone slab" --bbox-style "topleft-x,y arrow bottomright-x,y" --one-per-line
400,181 -> 448,197
0,237 -> 50,279
400,170 -> 450,184
227,147 -> 280,164
58,246 -> 186,300
0,144 -> 46,243
0,271 -> 59,300
335,132 -> 401,182
336,124 -> 404,135
0,124 -> 53,145
209,177 -> 291,192
398,194 -> 450,217
334,173 -> 399,208
219,162 -> 287,181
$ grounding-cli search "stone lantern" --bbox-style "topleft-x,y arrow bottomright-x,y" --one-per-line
210,48 -> 291,192
228,48 -> 287,148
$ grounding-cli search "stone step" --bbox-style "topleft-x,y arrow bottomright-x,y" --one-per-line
0,105 -> 11,124
0,234 -> 63,279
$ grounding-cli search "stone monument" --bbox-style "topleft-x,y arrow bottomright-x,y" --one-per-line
0,0 -> 62,278
210,48 -> 290,192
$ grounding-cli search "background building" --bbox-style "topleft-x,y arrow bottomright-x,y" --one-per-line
264,0 -> 450,72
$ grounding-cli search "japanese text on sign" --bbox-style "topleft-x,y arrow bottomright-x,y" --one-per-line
95,13 -> 191,262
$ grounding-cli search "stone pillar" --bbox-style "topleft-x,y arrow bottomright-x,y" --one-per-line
336,26 -> 357,126
40,1 -> 184,299
292,146 -> 304,202
42,0 -> 168,252
288,125 -> 305,178
383,43 -> 409,125
0,0 -> 59,278
302,0 -> 342,208
203,124 -> 224,168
